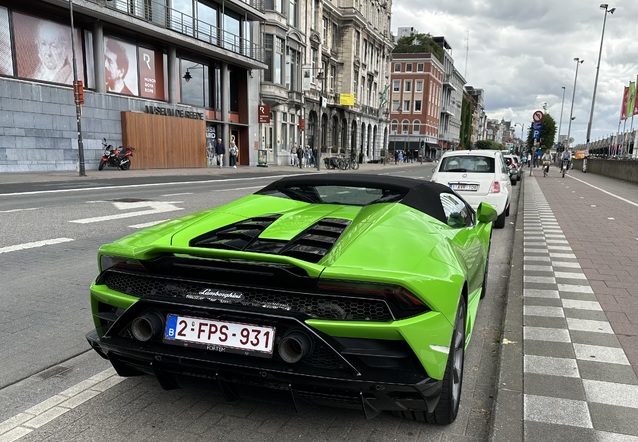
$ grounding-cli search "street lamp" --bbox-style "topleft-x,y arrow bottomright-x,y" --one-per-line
558,86 -> 566,145
566,57 -> 584,150
586,4 -> 615,151
315,70 -> 325,171
69,0 -> 86,176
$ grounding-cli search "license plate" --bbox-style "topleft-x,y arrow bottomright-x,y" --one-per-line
164,314 -> 275,357
450,183 -> 478,191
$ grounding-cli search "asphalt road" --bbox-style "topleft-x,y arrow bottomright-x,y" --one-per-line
0,165 -> 519,441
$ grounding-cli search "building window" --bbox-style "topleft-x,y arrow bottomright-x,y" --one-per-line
392,100 -> 399,111
310,0 -> 317,29
391,120 -> 398,132
355,31 -> 360,57
264,0 -> 283,13
263,35 -> 273,82
393,79 -> 400,92
413,120 -> 420,133
403,100 -> 410,112
394,63 -> 400,72
404,80 -> 411,92
354,69 -> 358,95
402,120 -> 409,133
274,37 -> 284,85
406,63 -> 412,72
322,17 -> 328,44
330,64 -> 336,91
415,100 -> 422,112
288,0 -> 297,27
416,80 -> 423,92
417,63 -> 424,72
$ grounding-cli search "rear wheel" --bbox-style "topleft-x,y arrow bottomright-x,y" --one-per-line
394,297 -> 466,424
494,210 -> 506,228
98,159 -> 106,171
120,161 -> 131,170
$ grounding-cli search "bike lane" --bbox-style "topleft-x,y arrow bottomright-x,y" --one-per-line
494,167 -> 638,441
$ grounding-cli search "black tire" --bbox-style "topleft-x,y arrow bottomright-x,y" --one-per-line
394,297 -> 466,424
480,242 -> 490,299
511,178 -> 517,186
120,161 -> 131,170
351,160 -> 359,170
494,210 -> 506,228
98,160 -> 106,171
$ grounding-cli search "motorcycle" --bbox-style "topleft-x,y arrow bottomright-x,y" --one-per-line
98,139 -> 135,170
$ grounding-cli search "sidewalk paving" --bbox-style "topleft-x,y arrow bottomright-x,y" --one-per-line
493,167 -> 638,441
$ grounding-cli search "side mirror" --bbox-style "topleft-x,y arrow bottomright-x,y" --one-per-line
476,202 -> 497,224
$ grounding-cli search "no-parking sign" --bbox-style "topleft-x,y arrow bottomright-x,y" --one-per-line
533,110 -> 544,123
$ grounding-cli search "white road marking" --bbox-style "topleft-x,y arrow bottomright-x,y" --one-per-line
0,368 -> 124,441
162,192 -> 193,197
0,176 -> 297,197
0,238 -> 74,254
69,201 -> 183,224
0,207 -> 40,213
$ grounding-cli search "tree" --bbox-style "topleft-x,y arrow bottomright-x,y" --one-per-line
460,96 -> 474,149
475,140 -> 506,150
392,33 -> 444,63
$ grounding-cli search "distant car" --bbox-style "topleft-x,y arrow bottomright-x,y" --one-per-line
503,154 -> 521,184
431,149 -> 512,228
511,154 -> 522,168
86,174 -> 498,425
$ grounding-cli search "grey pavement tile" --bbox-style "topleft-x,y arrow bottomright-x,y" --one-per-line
523,297 -> 562,307
523,305 -> 565,318
562,299 -> 602,311
578,360 -> 638,385
583,379 -> 638,409
523,373 -> 586,401
524,326 -> 571,343
564,309 -> 609,322
560,292 -> 599,302
589,403 -> 638,437
523,288 -> 559,298
524,355 -> 580,378
524,341 -> 575,359
524,421 -> 597,441
569,329 -> 620,347
596,431 -> 638,442
574,343 -> 630,365
524,394 -> 593,428
523,315 -> 567,329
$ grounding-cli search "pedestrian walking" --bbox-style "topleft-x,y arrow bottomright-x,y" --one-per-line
291,144 -> 297,166
215,138 -> 225,168
297,145 -> 304,169
229,140 -> 238,169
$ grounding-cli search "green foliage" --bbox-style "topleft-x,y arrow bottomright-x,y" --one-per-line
460,97 -> 474,149
474,140 -> 506,150
392,33 -> 444,63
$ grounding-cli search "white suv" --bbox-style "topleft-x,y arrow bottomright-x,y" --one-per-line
431,149 -> 512,228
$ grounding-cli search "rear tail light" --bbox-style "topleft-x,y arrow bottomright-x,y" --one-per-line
489,181 -> 501,194
317,279 -> 430,319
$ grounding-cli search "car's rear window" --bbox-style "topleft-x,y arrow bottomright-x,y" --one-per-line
440,155 -> 495,173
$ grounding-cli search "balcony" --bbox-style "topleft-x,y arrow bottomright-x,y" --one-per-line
82,0 -> 265,64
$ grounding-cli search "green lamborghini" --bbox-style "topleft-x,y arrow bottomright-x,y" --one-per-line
86,174 -> 496,425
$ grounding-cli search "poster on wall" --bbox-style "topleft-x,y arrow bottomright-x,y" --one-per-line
138,47 -> 164,100
12,13 -> 84,85
0,7 -> 13,76
104,36 -> 138,96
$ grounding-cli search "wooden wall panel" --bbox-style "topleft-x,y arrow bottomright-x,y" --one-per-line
121,112 -> 206,169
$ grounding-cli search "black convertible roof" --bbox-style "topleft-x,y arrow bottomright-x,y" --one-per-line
257,173 -> 460,223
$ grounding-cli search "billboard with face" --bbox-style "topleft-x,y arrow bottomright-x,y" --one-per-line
104,36 -> 138,95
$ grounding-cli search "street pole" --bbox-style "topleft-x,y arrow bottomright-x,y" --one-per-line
69,0 -> 86,176
558,86 -> 566,145
566,58 -> 583,150
586,4 -> 615,151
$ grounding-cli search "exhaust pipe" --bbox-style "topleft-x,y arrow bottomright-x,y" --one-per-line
130,311 -> 164,342
278,331 -> 313,363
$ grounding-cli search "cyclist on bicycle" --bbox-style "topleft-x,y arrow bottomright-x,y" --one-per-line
541,150 -> 552,176
561,147 -> 572,171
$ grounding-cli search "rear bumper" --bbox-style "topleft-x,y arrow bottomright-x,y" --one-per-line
86,329 -> 442,416
462,193 -> 509,215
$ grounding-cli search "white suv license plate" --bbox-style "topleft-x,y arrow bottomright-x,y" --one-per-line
450,183 -> 478,191
164,314 -> 275,357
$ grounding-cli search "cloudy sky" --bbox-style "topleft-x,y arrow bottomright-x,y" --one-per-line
391,0 -> 638,146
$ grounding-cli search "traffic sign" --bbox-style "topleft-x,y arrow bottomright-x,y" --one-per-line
532,110 -> 544,123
